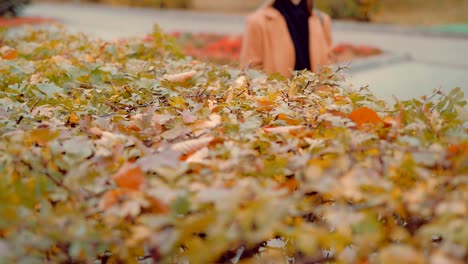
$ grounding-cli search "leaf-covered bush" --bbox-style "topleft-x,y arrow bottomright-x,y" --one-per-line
0,26 -> 467,263
316,0 -> 380,21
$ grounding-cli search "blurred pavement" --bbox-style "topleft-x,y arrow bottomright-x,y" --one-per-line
23,3 -> 468,101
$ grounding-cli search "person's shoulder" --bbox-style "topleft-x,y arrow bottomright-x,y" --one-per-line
246,7 -> 279,24
246,9 -> 267,24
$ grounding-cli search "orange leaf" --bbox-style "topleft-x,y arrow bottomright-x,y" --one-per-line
128,121 -> 142,132
333,94 -> 349,105
275,178 -> 299,193
2,50 -> 17,60
448,142 -> 468,156
179,149 -> 199,161
383,116 -> 402,128
327,110 -> 348,118
100,189 -> 169,214
256,99 -> 277,111
147,196 -> 170,214
349,107 -> 384,127
100,189 -> 135,210
277,113 -> 289,120
0,46 -> 17,60
277,113 -> 302,126
112,164 -> 145,190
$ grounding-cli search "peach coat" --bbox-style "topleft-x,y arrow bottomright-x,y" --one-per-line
240,4 -> 333,77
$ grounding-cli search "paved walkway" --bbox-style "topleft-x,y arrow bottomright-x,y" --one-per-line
23,3 -> 468,101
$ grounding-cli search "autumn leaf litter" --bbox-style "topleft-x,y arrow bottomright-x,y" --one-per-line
0,26 -> 467,263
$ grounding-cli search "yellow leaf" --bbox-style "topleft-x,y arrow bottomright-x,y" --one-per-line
67,113 -> 80,126
378,245 -> 425,264
169,96 -> 186,108
29,129 -> 59,146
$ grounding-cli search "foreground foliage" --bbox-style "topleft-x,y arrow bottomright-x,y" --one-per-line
0,26 -> 467,263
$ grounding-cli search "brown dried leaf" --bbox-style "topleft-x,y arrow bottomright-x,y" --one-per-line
163,70 -> 196,83
170,136 -> 214,155
262,126 -> 305,134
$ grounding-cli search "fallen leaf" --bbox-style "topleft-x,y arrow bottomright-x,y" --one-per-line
193,114 -> 221,130
86,127 -> 104,137
349,107 -> 384,127
277,113 -> 302,126
447,142 -> 468,156
170,136 -> 214,155
0,46 -> 17,60
163,70 -> 196,83
99,189 -> 136,210
128,122 -> 142,132
147,195 -> 170,214
185,147 -> 210,164
112,164 -> 145,190
378,245 -> 425,264
274,178 -> 299,193
383,116 -> 401,128
327,109 -> 348,119
256,99 -> 277,111
263,126 -> 305,134
182,110 -> 197,124
66,113 -> 80,126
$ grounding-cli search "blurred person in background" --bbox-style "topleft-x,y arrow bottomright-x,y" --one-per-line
240,0 -> 332,77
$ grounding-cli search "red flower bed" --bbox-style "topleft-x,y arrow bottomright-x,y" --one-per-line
171,32 -> 243,65
332,42 -> 382,62
160,32 -> 383,66
0,17 -> 55,27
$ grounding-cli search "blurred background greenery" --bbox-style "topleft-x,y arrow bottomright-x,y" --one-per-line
315,0 -> 380,21
374,0 -> 468,25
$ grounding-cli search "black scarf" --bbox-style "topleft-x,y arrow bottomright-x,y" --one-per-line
273,0 -> 311,71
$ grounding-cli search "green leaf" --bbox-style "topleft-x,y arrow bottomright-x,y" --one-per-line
171,196 -> 190,216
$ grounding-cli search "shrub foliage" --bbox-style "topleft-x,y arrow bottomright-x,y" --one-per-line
315,0 -> 380,21
0,26 -> 467,263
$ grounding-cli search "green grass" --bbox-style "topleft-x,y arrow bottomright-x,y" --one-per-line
374,0 -> 468,25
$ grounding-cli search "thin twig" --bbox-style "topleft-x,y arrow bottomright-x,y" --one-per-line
44,171 -> 74,196
335,61 -> 352,73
